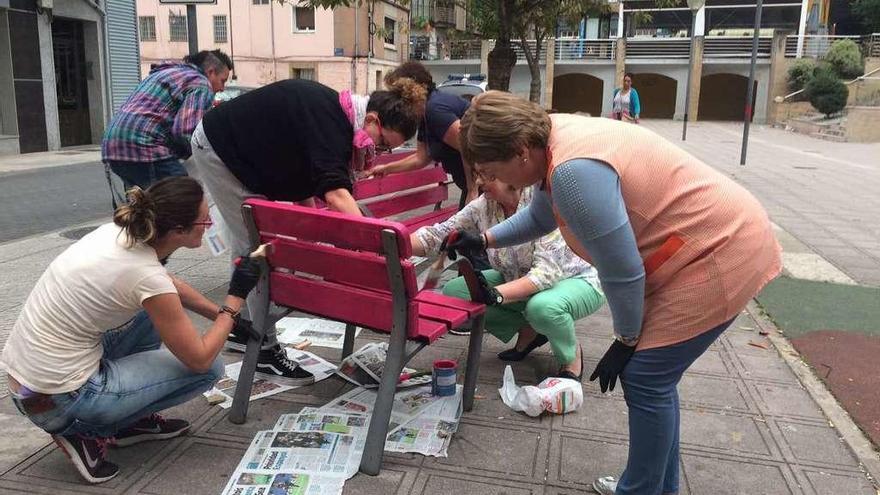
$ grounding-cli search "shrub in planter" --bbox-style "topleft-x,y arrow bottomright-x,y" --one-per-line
805,68 -> 849,117
822,39 -> 864,79
787,59 -> 816,97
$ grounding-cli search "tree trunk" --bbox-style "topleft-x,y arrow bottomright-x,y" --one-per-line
521,34 -> 543,103
487,0 -> 517,91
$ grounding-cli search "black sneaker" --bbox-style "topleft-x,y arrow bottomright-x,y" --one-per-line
112,413 -> 191,447
53,434 -> 119,484
224,329 -> 249,352
255,346 -> 316,386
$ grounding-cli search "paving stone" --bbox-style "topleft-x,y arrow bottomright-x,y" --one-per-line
681,454 -> 799,495
424,421 -> 548,481
749,382 -> 825,420
774,420 -> 862,469
678,375 -> 754,414
801,469 -> 875,495
546,432 -> 628,490
412,469 -> 542,495
687,349 -> 732,377
343,462 -> 418,495
557,394 -> 628,438
134,437 -> 245,495
678,408 -> 777,458
735,353 -> 800,384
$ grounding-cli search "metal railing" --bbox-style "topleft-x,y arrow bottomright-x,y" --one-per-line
555,38 -> 616,61
485,39 -> 548,63
777,65 -> 880,103
784,35 -> 863,58
867,33 -> 880,58
626,37 -> 692,58
703,36 -> 772,58
409,36 -> 481,61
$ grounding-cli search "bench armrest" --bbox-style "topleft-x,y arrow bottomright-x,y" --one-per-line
441,257 -> 485,304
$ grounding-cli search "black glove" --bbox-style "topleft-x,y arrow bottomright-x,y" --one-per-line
589,340 -> 637,393
228,256 -> 262,299
232,317 -> 263,342
472,271 -> 504,306
439,229 -> 486,261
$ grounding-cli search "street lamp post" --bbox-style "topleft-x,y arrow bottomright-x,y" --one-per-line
740,0 -> 765,165
682,0 -> 704,141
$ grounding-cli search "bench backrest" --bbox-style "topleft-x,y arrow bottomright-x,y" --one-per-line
244,198 -> 420,334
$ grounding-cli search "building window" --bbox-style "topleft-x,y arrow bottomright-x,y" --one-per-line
290,67 -> 315,80
169,13 -> 188,42
213,15 -> 228,43
253,0 -> 269,4
293,4 -> 316,32
384,17 -> 395,47
139,16 -> 156,42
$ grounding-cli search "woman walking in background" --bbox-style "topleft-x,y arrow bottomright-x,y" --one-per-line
611,73 -> 641,123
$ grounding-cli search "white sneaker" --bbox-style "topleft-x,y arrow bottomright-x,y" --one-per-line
592,476 -> 617,495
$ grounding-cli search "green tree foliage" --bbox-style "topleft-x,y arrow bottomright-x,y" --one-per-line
805,67 -> 849,117
822,39 -> 865,79
787,59 -> 816,94
852,0 -> 880,33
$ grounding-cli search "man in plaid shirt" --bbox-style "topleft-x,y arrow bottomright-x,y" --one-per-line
103,50 -> 232,190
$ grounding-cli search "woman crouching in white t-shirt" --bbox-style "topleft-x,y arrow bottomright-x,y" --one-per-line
0,177 -> 262,484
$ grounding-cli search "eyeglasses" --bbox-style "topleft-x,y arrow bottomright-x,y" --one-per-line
191,214 -> 213,228
374,120 -> 394,154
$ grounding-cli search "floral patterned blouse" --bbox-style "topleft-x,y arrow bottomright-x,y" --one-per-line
414,186 -> 601,292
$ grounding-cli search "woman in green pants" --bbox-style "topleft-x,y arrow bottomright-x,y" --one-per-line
410,176 -> 605,379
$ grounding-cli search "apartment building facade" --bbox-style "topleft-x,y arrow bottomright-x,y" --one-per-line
136,0 -> 409,94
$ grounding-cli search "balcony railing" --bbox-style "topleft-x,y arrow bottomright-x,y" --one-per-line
704,36 -> 772,58
555,38 -> 616,61
410,36 -> 481,61
626,37 -> 692,58
784,35 -> 863,58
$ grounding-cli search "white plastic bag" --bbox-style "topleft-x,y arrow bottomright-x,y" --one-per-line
498,365 -> 583,417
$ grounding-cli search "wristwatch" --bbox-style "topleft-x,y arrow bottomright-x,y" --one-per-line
218,305 -> 240,320
488,287 -> 504,306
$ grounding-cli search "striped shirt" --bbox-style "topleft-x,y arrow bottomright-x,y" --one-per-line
101,62 -> 215,163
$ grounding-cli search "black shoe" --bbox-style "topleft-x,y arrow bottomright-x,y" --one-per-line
53,434 -> 119,484
555,345 -> 585,381
255,346 -> 316,386
498,334 -> 549,361
224,328 -> 249,352
112,413 -> 190,447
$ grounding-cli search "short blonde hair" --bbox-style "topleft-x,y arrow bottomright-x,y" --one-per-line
460,91 -> 551,164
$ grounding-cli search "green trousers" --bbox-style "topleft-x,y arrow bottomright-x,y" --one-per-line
442,270 -> 605,365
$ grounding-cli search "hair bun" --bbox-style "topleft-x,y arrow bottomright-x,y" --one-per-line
387,77 -> 427,120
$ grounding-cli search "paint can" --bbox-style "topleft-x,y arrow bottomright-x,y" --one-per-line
431,359 -> 457,397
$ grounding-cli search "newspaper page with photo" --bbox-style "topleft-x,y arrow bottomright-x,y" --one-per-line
222,472 -> 343,495
336,343 -> 432,389
275,317 -> 362,350
221,429 -> 359,495
273,408 -> 370,479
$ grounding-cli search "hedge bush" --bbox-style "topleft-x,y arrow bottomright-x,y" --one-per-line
787,59 -> 816,97
805,68 -> 849,117
822,39 -> 864,79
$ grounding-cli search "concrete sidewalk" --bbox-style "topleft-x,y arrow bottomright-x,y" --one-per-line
0,145 -> 101,175
0,222 -> 876,495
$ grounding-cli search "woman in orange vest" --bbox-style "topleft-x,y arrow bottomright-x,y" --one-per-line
442,91 -> 782,495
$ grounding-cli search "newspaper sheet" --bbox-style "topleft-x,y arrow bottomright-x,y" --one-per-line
275,317 -> 361,350
204,350 -> 337,409
273,408 -> 370,479
221,429 -> 353,495
318,385 -> 463,457
336,343 -> 432,389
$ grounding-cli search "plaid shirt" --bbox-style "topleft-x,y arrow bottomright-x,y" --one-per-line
102,62 -> 215,163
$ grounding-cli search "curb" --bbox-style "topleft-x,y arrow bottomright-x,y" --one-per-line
746,301 -> 880,488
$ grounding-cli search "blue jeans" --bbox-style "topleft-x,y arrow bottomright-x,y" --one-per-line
107,158 -> 187,190
11,311 -> 224,438
616,319 -> 735,495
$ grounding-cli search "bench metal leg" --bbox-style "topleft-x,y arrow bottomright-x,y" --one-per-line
341,323 -> 357,361
359,318 -> 407,475
228,271 -> 270,424
462,313 -> 485,412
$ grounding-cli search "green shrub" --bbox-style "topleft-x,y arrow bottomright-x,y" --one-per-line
787,59 -> 816,97
805,68 -> 849,117
822,39 -> 864,79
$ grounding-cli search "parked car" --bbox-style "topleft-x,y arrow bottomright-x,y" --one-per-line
212,84 -> 255,107
436,74 -> 487,102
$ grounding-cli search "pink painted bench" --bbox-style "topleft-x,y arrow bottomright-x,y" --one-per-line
227,199 -> 486,475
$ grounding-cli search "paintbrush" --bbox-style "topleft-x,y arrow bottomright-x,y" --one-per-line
421,255 -> 446,290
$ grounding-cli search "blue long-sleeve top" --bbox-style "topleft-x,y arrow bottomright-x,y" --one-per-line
487,158 -> 646,340
612,87 -> 641,117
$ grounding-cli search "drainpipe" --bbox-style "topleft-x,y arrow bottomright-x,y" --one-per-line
227,0 -> 235,78
270,0 -> 277,80
367,0 -> 373,92
353,4 -> 359,91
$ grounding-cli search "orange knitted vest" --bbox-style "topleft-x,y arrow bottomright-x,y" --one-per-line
544,114 -> 781,350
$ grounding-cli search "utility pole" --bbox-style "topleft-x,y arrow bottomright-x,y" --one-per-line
740,0 -> 764,165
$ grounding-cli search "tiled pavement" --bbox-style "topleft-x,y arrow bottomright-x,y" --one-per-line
0,231 -> 875,494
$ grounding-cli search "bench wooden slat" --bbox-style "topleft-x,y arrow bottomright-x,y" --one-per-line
247,199 -> 411,257
414,290 -> 486,317
269,237 -> 418,296
401,205 -> 458,231
361,187 -> 448,219
353,166 -> 448,200
417,301 -> 471,330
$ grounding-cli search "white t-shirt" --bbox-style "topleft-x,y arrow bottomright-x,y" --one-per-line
1,223 -> 177,394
